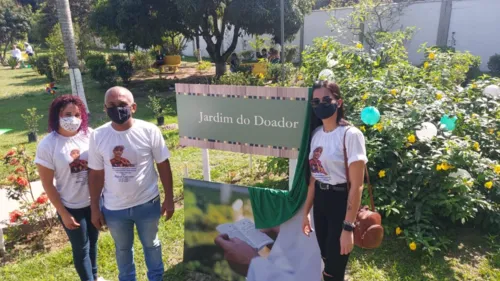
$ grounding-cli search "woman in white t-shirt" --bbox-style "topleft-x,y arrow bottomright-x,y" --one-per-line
301,80 -> 368,281
35,95 -> 105,281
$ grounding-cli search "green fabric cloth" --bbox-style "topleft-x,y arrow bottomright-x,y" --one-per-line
0,129 -> 12,135
249,88 -> 312,229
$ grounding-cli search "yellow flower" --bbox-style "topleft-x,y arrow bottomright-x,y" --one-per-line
409,242 -> 417,251
465,180 -> 474,188
378,170 -> 386,178
374,123 -> 383,132
494,165 -> 500,175
424,62 -> 429,69
360,126 -> 366,132
356,43 -> 363,49
484,181 -> 493,189
471,83 -> 477,89
406,100 -> 413,106
297,75 -> 303,81
407,134 -> 416,143
362,93 -> 369,100
258,73 -> 264,79
436,92 -> 443,100
322,42 -> 327,50
396,227 -> 402,236
429,52 -> 436,60
488,129 -> 494,135
442,162 -> 451,171
437,162 -> 451,171
390,89 -> 397,96
473,142 -> 480,151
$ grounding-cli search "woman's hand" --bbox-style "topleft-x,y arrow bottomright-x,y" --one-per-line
340,230 -> 354,255
302,214 -> 313,236
60,212 -> 80,230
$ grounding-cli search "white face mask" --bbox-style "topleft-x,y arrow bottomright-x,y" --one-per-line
60,116 -> 82,132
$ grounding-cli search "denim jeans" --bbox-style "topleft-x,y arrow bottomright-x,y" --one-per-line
58,206 -> 99,281
103,195 -> 164,281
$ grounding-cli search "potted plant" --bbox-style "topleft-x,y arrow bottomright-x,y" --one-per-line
146,95 -> 164,125
162,32 -> 187,72
21,108 -> 43,143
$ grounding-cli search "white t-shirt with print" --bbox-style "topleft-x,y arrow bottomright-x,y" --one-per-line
35,130 -> 93,209
88,119 -> 171,211
309,126 -> 368,185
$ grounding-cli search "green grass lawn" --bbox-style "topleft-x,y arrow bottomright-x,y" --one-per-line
0,65 -> 499,281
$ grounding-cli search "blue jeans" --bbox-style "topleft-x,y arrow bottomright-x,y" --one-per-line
58,206 -> 99,281
103,196 -> 164,281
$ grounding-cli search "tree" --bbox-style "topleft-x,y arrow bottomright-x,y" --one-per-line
28,0 -> 95,58
329,0 -> 413,49
54,0 -> 89,113
0,0 -> 31,63
89,0 -> 184,55
174,0 -> 315,77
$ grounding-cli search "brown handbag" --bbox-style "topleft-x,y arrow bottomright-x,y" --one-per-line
343,126 -> 384,249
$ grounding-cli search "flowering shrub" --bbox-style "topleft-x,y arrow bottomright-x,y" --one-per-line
302,35 -> 500,255
2,146 -> 54,240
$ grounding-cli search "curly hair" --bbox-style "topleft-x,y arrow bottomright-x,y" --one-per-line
48,94 -> 88,134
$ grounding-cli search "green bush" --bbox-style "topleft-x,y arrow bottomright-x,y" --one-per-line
84,54 -> 107,79
285,45 -> 299,63
108,54 -> 127,68
31,54 -> 65,82
132,51 -> 153,70
116,60 -> 134,84
487,54 -> 500,76
266,62 -> 297,85
214,72 -> 265,86
233,64 -> 253,74
94,66 -> 117,88
196,61 -> 212,72
7,57 -> 18,69
239,50 -> 255,62
302,36 -> 500,255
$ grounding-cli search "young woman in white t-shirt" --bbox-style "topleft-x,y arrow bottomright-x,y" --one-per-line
301,80 -> 368,281
35,95 -> 105,281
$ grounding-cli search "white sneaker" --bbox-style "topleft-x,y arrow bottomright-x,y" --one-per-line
97,277 -> 109,281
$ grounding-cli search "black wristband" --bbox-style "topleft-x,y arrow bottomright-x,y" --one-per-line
343,221 -> 355,232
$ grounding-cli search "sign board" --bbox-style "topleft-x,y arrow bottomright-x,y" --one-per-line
175,84 -> 309,158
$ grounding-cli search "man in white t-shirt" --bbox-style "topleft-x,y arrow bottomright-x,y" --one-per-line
88,86 -> 175,281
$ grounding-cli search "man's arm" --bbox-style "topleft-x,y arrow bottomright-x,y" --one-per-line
157,159 -> 174,220
88,169 -> 105,229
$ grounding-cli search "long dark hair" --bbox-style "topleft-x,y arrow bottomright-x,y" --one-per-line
48,94 -> 89,134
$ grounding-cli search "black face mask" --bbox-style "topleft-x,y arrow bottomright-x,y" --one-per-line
106,106 -> 131,124
313,102 -> 338,120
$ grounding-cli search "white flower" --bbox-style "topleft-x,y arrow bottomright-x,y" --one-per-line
327,59 -> 338,68
326,52 -> 338,68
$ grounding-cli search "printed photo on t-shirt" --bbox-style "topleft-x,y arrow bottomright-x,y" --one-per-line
309,146 -> 331,183
109,145 -> 137,183
309,147 -> 327,175
69,149 -> 88,173
110,145 -> 135,167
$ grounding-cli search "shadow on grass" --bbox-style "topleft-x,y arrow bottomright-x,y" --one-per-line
8,76 -> 48,87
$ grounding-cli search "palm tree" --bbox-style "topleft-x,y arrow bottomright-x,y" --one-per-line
54,0 -> 89,113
